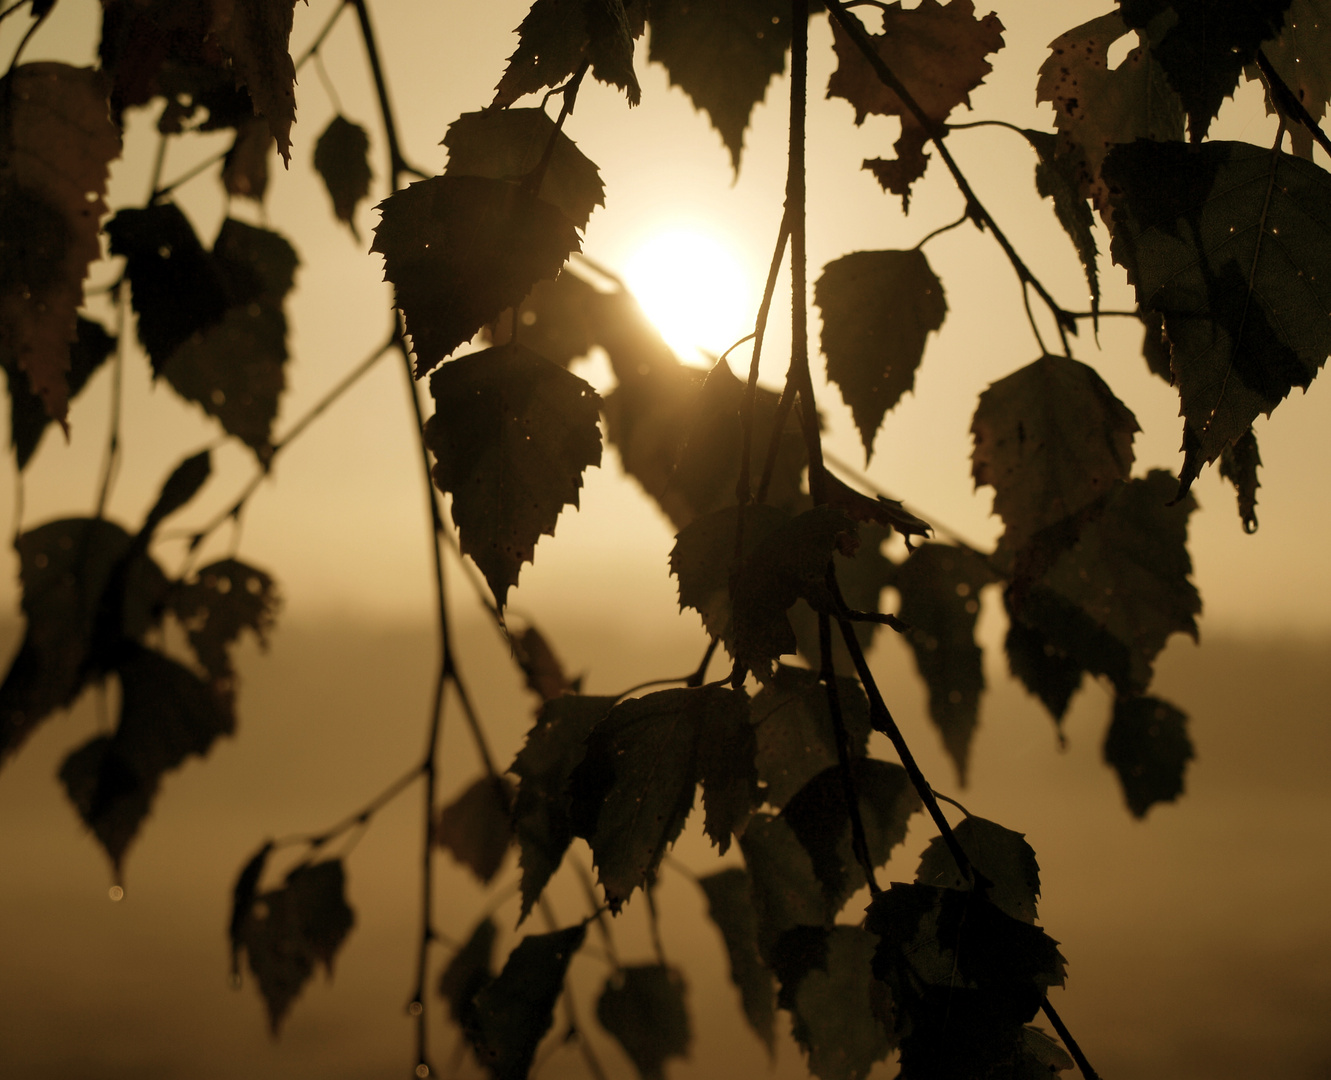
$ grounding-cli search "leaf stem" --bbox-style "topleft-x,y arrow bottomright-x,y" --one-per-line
1255,48 -> 1331,159
911,209 -> 969,251
1040,995 -> 1102,1080
294,0 -> 351,70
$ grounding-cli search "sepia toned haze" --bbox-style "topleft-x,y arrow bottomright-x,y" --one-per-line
1,2 -> 1330,1079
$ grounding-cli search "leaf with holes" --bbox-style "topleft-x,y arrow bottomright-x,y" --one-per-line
444,109 -> 605,231
698,868 -> 777,1051
374,176 -> 581,375
466,924 -> 586,1080
492,0 -> 641,107
827,0 -> 1005,208
1249,0 -> 1331,158
916,815 -> 1042,923
209,0 -> 301,162
597,964 -> 691,1080
815,250 -> 947,460
436,775 -> 515,885
0,64 -> 121,425
171,558 -> 279,698
1104,695 -> 1193,817
235,859 -> 355,1033
424,343 -> 602,608
313,116 -> 373,238
648,0 -> 790,170
1219,427 -> 1262,533
893,543 -> 997,783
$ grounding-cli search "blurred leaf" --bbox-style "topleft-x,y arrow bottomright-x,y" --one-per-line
596,964 -> 691,1080
1103,695 -> 1193,817
439,916 -> 498,1026
374,175 -> 580,375
222,117 -> 272,201
972,355 -> 1138,553
698,867 -> 777,1051
1018,1024 -> 1075,1076
141,450 -> 211,536
893,543 -> 997,783
437,776 -> 515,884
827,1 -> 1005,208
5,316 -> 115,470
1003,608 -> 1084,725
444,108 -> 605,230
229,841 -> 273,978
773,925 -> 893,1080
313,115 -> 372,238
236,859 -> 355,1033
425,343 -> 602,609
750,664 -> 871,810
1104,139 -> 1331,490
511,694 -> 617,920
814,250 -> 947,460
1218,427 -> 1262,533
739,812 -> 832,958
916,815 -> 1042,923
209,0 -> 300,161
513,624 -> 581,701
493,0 -> 641,107
647,0 -> 790,170
782,759 -> 919,907
0,64 -> 121,424
466,924 -> 587,1080
60,645 -> 233,874
171,558 -> 280,697
491,272 -> 600,367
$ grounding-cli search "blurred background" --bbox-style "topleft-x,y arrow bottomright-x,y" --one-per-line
1,1 -> 1329,1077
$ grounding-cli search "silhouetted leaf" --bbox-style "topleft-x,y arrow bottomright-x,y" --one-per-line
1104,139 -> 1331,489
229,841 -> 273,978
1103,694 -> 1193,817
1140,308 -> 1173,381
0,518 -> 168,766
6,316 -> 115,469
1219,427 -> 1262,532
142,450 -> 211,536
732,508 -> 858,677
511,695 -> 617,920
171,558 -> 279,697
782,759 -> 919,906
739,812 -> 830,958
827,0 -> 1005,208
1119,0 -> 1291,141
1023,130 -> 1100,313
819,471 -> 933,542
236,859 -> 355,1033
572,686 -> 751,909
466,924 -> 587,1080
221,117 -> 272,201
209,0 -> 301,162
374,175 -> 581,375
437,776 -> 515,884
61,645 -> 233,873
1035,11 -> 1184,209
893,543 -> 997,783
647,0 -> 790,170
444,108 -> 605,231
597,964 -> 691,1080
916,816 -> 1042,923
1004,609 -> 1084,725
1250,0 -> 1331,158
1019,470 -> 1200,695
698,867 -> 777,1051
750,664 -> 871,809
815,250 -> 947,460
972,355 -> 1139,553
493,0 -> 641,107
424,343 -> 602,608
0,64 -> 121,424
697,691 -> 760,853
439,916 -> 498,1026
313,115 -> 372,238
773,925 -> 893,1080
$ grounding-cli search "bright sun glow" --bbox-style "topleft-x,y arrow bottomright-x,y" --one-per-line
623,229 -> 752,362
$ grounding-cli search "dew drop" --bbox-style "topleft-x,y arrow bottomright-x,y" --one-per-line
109,885 -> 124,902
415,1065 -> 430,1078
408,1000 -> 423,1017
211,389 -> 226,406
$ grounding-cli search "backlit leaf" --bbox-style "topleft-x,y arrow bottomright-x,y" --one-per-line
142,450 -> 212,536
1023,130 -> 1100,312
236,859 -> 355,1033
373,175 -> 581,375
1004,609 -> 1084,725
439,916 -> 497,1026
424,343 -> 602,608
1249,0 -> 1331,158
893,543 -> 998,783
698,867 -> 776,1051
696,689 -> 760,853
815,250 -> 947,460
1019,1024 -> 1076,1075
738,812 -> 830,958
513,624 -> 581,701
596,964 -> 691,1080
511,695 -> 617,920
916,815 -> 1042,923
444,108 -> 605,231
229,841 -> 273,978
972,355 -> 1139,553
1104,139 -> 1331,488
1103,694 -> 1193,817
437,775 -> 515,885
750,664 -> 871,810
1219,427 -> 1262,532
209,0 -> 301,162
0,63 -> 121,425
493,272 -> 600,367
827,0 -> 1005,208
647,0 -> 789,170
493,0 -> 641,107
466,924 -> 587,1080
170,558 -> 279,698
313,115 -> 372,238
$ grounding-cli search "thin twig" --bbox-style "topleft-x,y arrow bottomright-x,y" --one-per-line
912,210 -> 969,251
645,886 -> 669,966
1255,48 -> 1331,159
571,859 -> 620,969
1041,996 -> 1102,1080
5,3 -> 48,72
294,0 -> 351,70
272,762 -> 425,851
94,292 -> 129,519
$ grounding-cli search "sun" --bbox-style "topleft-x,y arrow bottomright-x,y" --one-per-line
622,228 -> 753,362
